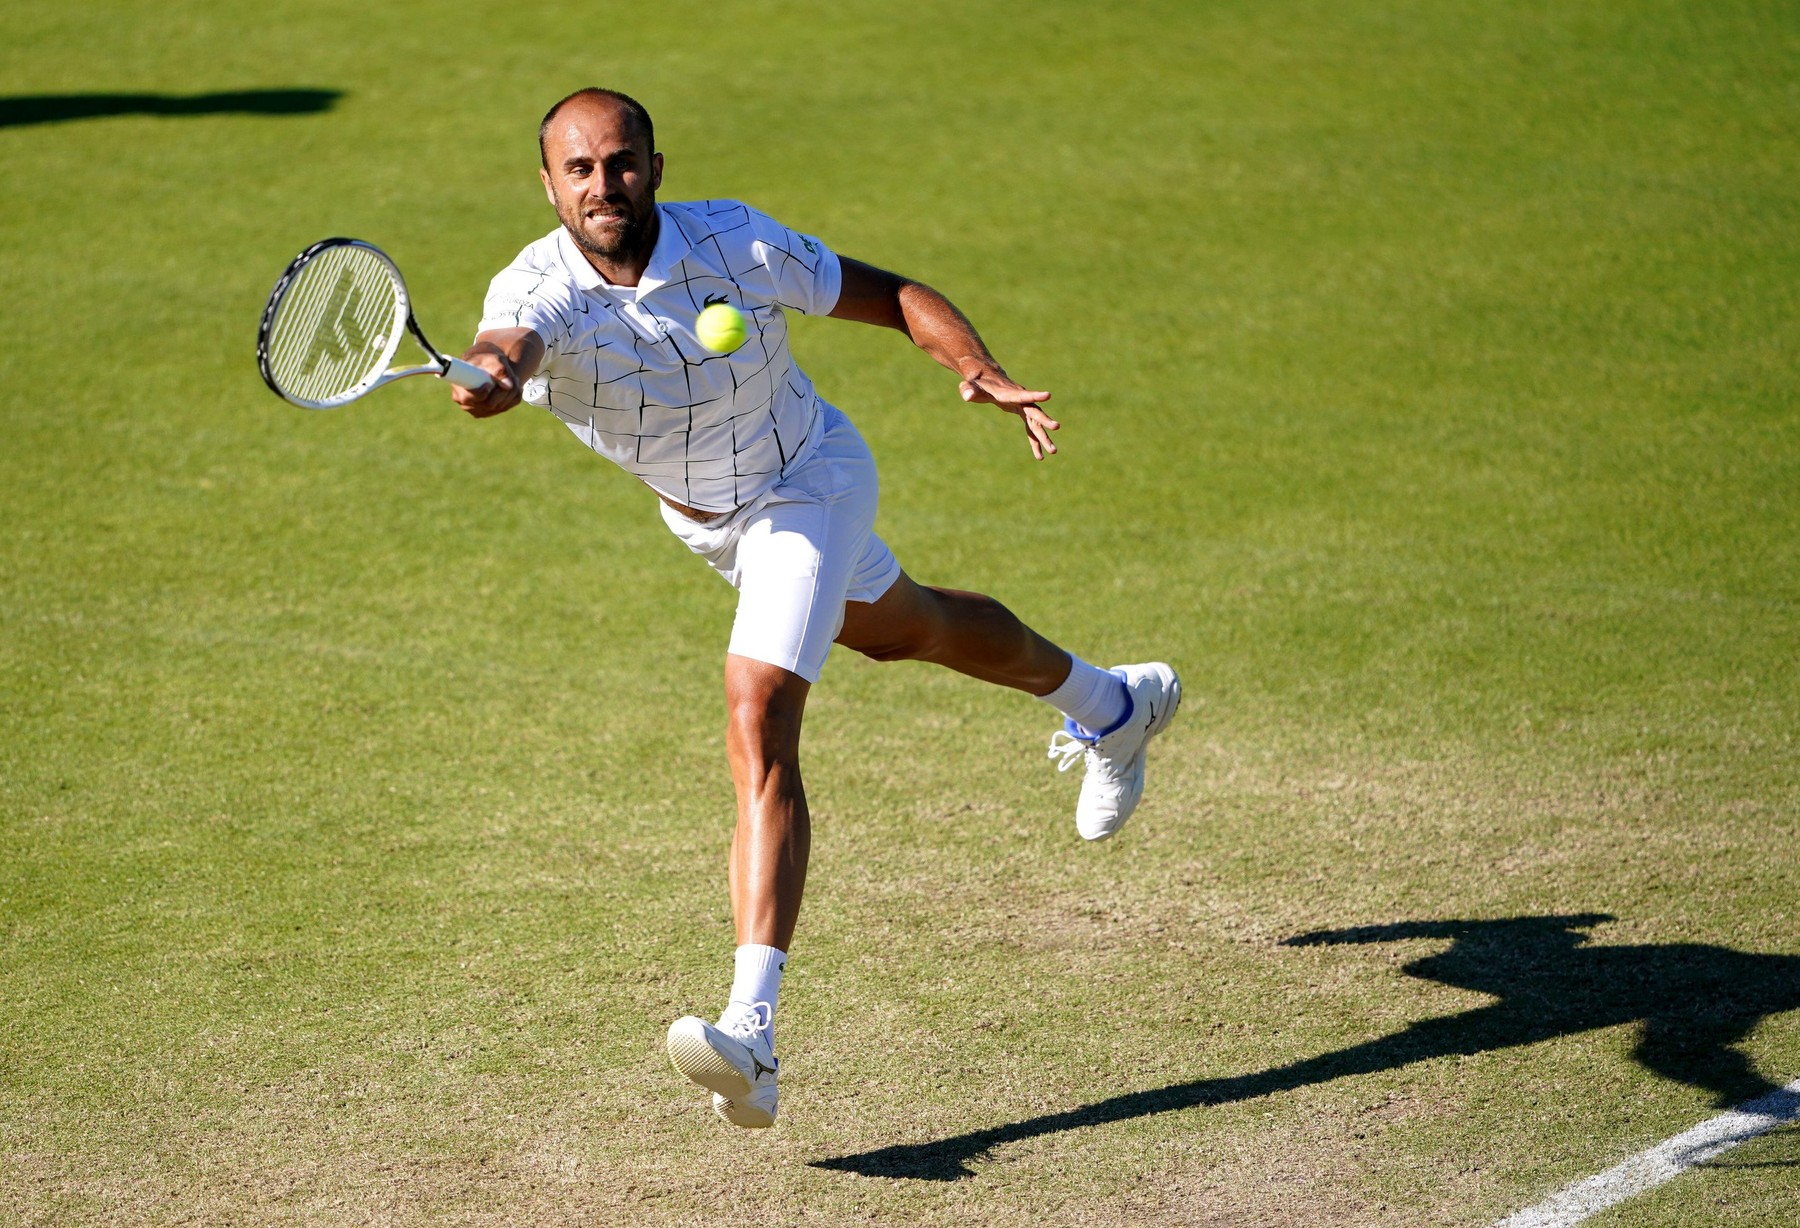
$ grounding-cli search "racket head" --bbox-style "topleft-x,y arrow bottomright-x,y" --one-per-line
257,238 -> 410,409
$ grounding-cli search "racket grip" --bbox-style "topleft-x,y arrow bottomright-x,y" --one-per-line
442,357 -> 496,392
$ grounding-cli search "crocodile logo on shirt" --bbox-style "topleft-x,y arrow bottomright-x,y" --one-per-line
703,292 -> 731,309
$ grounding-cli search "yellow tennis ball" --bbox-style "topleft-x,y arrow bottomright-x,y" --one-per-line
695,302 -> 747,354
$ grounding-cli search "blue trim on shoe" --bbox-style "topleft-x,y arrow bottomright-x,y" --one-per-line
1065,672 -> 1136,742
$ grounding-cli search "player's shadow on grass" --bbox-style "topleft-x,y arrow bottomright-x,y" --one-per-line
0,90 -> 341,128
813,913 -> 1800,1180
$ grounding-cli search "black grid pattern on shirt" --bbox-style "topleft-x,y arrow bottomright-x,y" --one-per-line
522,201 -> 826,511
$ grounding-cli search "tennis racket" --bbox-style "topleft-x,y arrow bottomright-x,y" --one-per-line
257,237 -> 493,409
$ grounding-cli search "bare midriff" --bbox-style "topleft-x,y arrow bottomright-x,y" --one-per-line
656,491 -> 731,523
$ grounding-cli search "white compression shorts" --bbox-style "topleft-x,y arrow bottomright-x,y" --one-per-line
659,401 -> 903,683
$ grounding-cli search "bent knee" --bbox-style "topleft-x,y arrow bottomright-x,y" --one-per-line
727,695 -> 803,746
847,595 -> 957,663
724,669 -> 808,762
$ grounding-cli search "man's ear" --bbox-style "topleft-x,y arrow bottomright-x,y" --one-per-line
651,152 -> 664,192
540,167 -> 556,206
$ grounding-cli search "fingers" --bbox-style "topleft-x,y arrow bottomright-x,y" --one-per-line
452,383 -> 514,418
960,376 -> 1052,407
452,354 -> 521,418
1021,404 -> 1059,459
471,387 -> 517,418
958,373 -> 1061,460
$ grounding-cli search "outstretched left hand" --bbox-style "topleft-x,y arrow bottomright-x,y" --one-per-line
960,370 -> 1060,460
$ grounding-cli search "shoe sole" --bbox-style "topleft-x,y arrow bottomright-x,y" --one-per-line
666,1017 -> 755,1100
713,1093 -> 776,1129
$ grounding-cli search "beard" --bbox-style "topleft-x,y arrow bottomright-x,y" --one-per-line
559,191 -> 656,263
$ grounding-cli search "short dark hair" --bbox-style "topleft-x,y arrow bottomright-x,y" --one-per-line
538,87 -> 655,167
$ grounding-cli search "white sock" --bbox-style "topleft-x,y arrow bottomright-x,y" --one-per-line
724,943 -> 786,1033
1039,655 -> 1129,737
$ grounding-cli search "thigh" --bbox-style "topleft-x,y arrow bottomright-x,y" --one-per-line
835,570 -> 941,660
726,498 -> 834,682
728,492 -> 895,684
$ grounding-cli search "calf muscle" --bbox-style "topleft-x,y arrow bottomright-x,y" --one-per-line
838,572 -> 1071,696
724,655 -> 811,951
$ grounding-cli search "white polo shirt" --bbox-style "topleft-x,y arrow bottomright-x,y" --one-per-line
480,200 -> 843,513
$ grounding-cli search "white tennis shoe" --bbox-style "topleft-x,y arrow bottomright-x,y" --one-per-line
666,1005 -> 779,1128
1048,662 -> 1182,841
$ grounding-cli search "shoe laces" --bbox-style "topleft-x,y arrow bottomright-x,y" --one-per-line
1049,729 -> 1132,783
1048,729 -> 1094,773
721,1000 -> 773,1041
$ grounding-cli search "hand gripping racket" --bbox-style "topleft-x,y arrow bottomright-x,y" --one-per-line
257,238 -> 493,409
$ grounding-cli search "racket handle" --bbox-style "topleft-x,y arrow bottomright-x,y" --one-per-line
442,357 -> 496,392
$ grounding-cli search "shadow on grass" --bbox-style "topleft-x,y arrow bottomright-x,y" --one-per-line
0,90 -> 342,128
812,914 -> 1800,1180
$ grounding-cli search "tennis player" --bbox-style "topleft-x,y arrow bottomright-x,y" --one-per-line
452,87 -> 1180,1128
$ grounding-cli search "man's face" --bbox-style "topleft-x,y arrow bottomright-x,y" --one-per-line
539,99 -> 663,266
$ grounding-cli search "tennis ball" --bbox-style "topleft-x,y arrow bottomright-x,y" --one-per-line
695,302 -> 747,354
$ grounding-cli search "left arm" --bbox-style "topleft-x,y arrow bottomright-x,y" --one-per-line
829,256 -> 1060,460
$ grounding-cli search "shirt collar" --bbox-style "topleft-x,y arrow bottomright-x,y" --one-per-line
556,203 -> 695,297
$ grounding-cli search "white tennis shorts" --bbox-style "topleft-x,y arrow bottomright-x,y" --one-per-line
659,401 -> 902,683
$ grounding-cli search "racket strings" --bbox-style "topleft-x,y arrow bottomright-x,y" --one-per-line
265,246 -> 403,404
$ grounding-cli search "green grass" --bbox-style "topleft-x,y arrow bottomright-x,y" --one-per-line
3,1 -> 1797,1223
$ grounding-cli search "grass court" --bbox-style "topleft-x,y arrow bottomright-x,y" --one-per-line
3,1 -> 1797,1223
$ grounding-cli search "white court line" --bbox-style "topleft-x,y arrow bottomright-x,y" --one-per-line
1494,1078 -> 1800,1227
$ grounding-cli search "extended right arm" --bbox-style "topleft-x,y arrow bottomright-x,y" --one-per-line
450,327 -> 545,419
